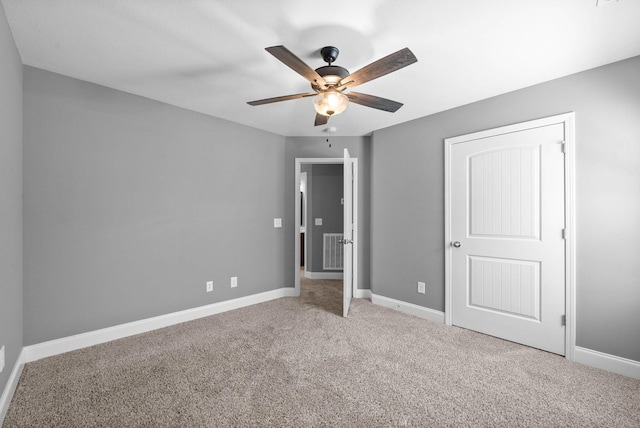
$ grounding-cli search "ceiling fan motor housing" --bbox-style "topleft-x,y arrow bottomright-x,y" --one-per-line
313,46 -> 349,89
313,65 -> 350,89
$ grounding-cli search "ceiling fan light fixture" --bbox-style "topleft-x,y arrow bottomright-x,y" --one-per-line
248,45 -> 418,126
313,88 -> 349,117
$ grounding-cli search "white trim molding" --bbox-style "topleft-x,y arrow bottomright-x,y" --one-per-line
354,288 -> 372,300
371,294 -> 445,324
23,287 -> 297,363
574,347 -> 640,380
294,156 -> 359,302
0,348 -> 26,425
305,271 -> 343,280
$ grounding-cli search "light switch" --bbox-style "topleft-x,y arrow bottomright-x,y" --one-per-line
274,218 -> 282,228
418,282 -> 426,294
315,218 -> 323,226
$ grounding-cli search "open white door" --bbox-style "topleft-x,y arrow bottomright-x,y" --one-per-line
343,149 -> 354,317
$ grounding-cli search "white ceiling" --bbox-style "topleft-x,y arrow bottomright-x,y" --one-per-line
3,0 -> 640,137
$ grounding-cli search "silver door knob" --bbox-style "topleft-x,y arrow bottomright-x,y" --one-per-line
452,241 -> 461,248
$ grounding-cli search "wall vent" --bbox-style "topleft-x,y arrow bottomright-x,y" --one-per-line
323,233 -> 344,270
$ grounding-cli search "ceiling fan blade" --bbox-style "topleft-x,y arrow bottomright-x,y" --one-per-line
266,46 -> 327,89
339,47 -> 417,89
247,92 -> 316,106
314,113 -> 329,126
346,92 -> 404,112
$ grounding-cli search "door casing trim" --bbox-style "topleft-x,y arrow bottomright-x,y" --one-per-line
294,157 -> 359,297
444,112 -> 576,360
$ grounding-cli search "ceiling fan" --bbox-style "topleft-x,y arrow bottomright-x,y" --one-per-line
247,45 -> 418,126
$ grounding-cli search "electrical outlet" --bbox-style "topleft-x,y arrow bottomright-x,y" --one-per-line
0,345 -> 5,373
274,218 -> 282,228
206,281 -> 213,292
231,276 -> 238,288
418,282 -> 426,294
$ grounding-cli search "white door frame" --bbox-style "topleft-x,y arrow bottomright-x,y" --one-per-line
294,157 -> 359,296
444,112 -> 576,360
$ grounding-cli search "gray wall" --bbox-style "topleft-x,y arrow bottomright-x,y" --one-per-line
307,164 -> 343,273
23,67 -> 286,345
371,55 -> 640,361
0,2 -> 23,398
285,137 -> 371,290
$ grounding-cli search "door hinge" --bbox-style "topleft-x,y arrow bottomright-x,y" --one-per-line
561,315 -> 566,326
560,141 -> 566,153
562,228 -> 567,239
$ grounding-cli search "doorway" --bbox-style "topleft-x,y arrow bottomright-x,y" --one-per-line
295,152 -> 358,317
444,113 -> 576,357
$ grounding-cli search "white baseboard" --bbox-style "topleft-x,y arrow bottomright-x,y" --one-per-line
354,288 -> 372,299
305,271 -> 343,280
24,287 -> 297,364
0,348 -> 26,425
371,293 -> 445,324
574,346 -> 640,380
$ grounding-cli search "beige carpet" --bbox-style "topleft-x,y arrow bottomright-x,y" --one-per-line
4,278 -> 640,427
